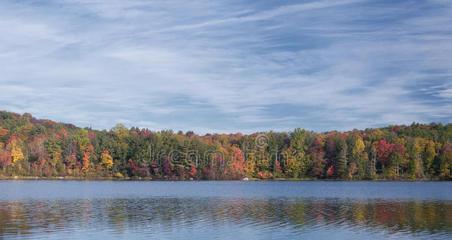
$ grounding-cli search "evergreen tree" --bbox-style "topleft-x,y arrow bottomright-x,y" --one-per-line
335,138 -> 348,179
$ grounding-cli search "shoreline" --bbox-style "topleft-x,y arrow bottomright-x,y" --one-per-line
0,176 -> 448,181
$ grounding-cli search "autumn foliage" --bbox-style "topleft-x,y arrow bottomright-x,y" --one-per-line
0,111 -> 450,180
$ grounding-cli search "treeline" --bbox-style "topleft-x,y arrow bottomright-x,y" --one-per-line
0,111 -> 450,180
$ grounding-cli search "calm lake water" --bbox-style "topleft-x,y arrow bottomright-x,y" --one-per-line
0,181 -> 451,240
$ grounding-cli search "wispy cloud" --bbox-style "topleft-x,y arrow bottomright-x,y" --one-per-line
0,0 -> 451,133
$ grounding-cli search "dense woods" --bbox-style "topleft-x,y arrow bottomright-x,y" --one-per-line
0,111 -> 450,180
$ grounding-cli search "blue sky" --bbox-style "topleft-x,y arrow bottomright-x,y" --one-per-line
0,0 -> 451,133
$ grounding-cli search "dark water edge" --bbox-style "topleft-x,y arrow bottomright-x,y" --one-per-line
0,181 -> 451,240
0,176 -> 450,181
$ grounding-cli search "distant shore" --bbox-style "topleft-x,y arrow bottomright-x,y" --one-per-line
0,176 -> 448,181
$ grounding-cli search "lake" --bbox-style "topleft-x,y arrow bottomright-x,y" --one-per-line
0,181 -> 451,239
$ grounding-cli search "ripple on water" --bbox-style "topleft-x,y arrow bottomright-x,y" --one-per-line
0,181 -> 451,239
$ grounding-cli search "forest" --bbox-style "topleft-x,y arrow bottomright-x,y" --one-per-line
0,111 -> 450,180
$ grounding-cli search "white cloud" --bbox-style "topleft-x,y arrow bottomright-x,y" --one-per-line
438,88 -> 452,99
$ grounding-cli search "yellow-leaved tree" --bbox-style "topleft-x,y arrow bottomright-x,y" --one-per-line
101,149 -> 113,169
10,137 -> 24,164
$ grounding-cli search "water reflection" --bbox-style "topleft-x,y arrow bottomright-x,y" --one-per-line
0,198 -> 450,239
